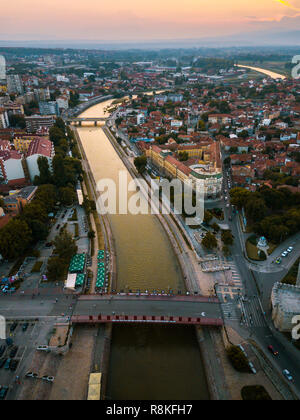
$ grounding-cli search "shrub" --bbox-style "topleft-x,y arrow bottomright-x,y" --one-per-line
259,250 -> 267,261
226,346 -> 251,373
248,234 -> 258,246
241,386 -> 271,401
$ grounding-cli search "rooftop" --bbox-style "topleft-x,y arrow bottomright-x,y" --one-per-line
27,137 -> 53,158
272,282 -> 300,315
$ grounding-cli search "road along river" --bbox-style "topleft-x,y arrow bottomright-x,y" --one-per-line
77,100 -> 210,400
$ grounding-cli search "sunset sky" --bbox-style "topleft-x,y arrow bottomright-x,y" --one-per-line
1,0 -> 300,41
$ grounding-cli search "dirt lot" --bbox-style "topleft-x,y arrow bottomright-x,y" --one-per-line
49,325 -> 97,400
18,325 -> 97,400
220,327 -> 283,400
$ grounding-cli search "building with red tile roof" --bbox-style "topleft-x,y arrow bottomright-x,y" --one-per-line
26,137 -> 54,181
0,149 -> 26,185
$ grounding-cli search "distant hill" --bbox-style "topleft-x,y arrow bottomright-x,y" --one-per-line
0,30 -> 300,49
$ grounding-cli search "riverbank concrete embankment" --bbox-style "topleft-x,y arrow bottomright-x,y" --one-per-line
72,124 -> 116,401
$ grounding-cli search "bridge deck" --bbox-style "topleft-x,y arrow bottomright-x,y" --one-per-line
72,295 -> 223,326
67,117 -> 107,121
71,314 -> 223,326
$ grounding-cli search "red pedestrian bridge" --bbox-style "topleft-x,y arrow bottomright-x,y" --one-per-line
71,294 -> 223,327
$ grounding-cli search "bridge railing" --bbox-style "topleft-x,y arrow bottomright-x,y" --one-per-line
71,314 -> 223,326
78,293 -> 220,304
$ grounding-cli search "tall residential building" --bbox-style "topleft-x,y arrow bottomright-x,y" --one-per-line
0,108 -> 9,129
34,87 -> 50,102
56,95 -> 69,111
39,101 -> 59,116
0,55 -> 6,82
7,75 -> 24,95
25,114 -> 55,133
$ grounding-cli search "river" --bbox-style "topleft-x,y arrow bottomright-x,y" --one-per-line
77,100 -> 210,400
236,64 -> 286,80
78,99 -> 183,293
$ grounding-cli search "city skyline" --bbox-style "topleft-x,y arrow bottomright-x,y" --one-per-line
1,0 -> 300,42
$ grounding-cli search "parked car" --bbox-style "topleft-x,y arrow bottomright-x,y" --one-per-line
249,362 -> 257,374
36,345 -> 49,352
287,247 -> 294,253
0,386 -> 8,400
281,251 -> 288,258
9,359 -> 18,371
10,322 -> 17,332
283,369 -> 293,382
9,346 -> 18,358
5,338 -> 13,347
268,345 -> 279,356
0,358 -> 7,368
4,358 -> 11,369
22,322 -> 29,332
25,372 -> 38,378
42,375 -> 55,383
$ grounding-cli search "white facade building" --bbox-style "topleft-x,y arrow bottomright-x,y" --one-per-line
137,113 -> 145,125
7,75 -> 23,95
56,75 -> 70,83
56,96 -> 69,110
271,282 -> 300,332
26,137 -> 54,182
0,55 -> 6,81
0,150 -> 25,183
171,120 -> 183,128
0,108 -> 9,129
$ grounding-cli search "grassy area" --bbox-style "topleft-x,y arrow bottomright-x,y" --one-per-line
31,261 -> 43,273
246,236 -> 275,261
246,239 -> 260,261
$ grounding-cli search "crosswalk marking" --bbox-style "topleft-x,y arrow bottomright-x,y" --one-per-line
240,297 -> 266,328
225,261 -> 244,289
221,302 -> 239,321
